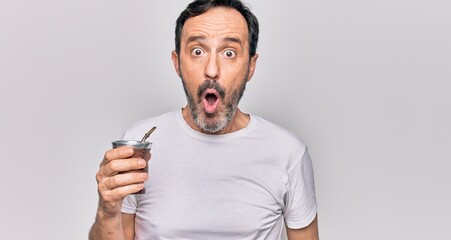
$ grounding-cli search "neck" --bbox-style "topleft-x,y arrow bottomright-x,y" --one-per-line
181,106 -> 250,135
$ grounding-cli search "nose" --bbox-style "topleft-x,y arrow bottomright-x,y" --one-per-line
204,53 -> 219,80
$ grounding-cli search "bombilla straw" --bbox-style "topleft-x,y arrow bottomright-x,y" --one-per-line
141,126 -> 157,142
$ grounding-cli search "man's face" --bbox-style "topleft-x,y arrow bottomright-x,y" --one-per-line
172,7 -> 258,134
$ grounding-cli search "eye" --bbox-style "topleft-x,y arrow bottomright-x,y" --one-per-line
224,50 -> 236,58
191,48 -> 204,56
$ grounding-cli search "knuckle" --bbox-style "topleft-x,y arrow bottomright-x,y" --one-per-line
95,172 -> 102,183
104,150 -> 112,160
98,178 -> 108,190
100,191 -> 113,202
109,175 -> 119,186
97,184 -> 107,197
107,161 -> 120,172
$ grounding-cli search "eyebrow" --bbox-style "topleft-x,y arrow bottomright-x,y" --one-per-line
186,35 -> 206,44
223,37 -> 242,45
185,35 -> 243,46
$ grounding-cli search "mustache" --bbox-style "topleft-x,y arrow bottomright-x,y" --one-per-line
197,80 -> 226,99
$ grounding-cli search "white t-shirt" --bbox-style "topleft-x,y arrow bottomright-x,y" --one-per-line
121,110 -> 317,240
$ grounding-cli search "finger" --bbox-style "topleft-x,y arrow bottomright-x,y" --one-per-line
102,158 -> 147,177
102,147 -> 135,165
102,172 -> 148,191
100,183 -> 145,202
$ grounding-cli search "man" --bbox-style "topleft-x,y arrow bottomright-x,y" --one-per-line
89,0 -> 319,239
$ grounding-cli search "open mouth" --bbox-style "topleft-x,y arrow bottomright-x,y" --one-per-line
202,89 -> 220,114
205,93 -> 218,104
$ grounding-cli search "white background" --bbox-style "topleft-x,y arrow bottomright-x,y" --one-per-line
1,0 -> 450,239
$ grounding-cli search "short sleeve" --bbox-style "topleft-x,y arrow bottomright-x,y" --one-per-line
121,194 -> 138,214
283,148 -> 318,229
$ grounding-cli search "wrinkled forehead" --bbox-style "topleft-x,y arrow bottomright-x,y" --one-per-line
181,7 -> 249,47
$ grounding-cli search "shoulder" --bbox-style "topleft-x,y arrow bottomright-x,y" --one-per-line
250,115 -> 307,159
251,115 -> 306,148
249,115 -> 309,173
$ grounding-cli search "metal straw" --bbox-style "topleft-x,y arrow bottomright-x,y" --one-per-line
141,126 -> 157,142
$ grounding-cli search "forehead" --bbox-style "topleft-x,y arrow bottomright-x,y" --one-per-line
182,7 -> 249,44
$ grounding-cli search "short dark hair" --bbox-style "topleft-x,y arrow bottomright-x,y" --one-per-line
175,0 -> 259,58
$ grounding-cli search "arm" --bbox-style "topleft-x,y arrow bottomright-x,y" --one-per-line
89,211 -> 133,240
122,213 -> 136,240
88,147 -> 149,240
286,215 -> 319,240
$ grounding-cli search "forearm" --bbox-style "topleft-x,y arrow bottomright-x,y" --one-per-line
89,210 -> 126,240
91,147 -> 143,240
286,215 -> 319,240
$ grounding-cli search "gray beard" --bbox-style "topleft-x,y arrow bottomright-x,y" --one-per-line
180,72 -> 248,134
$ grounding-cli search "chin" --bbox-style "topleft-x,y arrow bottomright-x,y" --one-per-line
197,111 -> 230,133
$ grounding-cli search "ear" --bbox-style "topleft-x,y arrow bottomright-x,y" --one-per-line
171,50 -> 181,77
246,53 -> 259,82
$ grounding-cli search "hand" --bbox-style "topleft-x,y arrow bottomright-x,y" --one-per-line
96,147 -> 150,217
